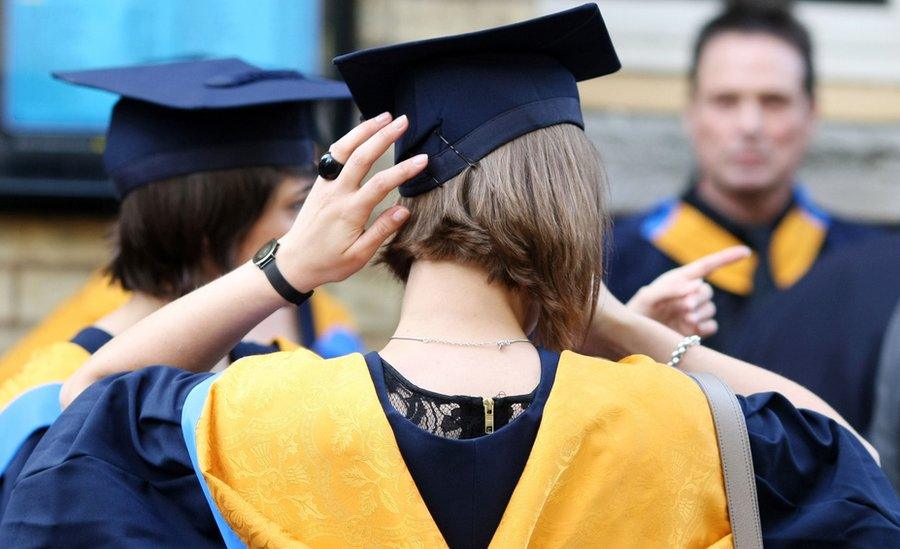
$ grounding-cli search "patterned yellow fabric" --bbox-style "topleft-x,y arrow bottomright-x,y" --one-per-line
196,349 -> 444,548
651,202 -> 826,296
0,342 -> 89,412
0,272 -> 128,385
195,350 -> 732,548
495,352 -> 732,548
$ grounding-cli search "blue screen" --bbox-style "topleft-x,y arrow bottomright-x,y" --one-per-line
3,0 -> 321,134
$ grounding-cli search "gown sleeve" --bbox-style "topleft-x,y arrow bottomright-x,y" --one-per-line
741,391 -> 900,548
0,366 -> 221,548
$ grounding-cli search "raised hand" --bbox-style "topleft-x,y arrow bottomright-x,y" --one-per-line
61,113 -> 426,406
625,246 -> 751,337
278,112 -> 428,292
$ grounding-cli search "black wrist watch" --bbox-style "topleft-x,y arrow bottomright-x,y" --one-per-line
252,239 -> 313,306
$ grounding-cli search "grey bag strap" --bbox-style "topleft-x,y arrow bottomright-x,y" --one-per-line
689,373 -> 763,549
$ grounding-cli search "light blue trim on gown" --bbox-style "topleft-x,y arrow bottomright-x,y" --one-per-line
180,374 -> 247,549
0,384 -> 62,474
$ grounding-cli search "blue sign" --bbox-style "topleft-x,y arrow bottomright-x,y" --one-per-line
3,0 -> 322,133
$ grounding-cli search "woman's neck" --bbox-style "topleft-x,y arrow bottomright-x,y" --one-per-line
393,260 -> 529,341
94,292 -> 170,336
381,260 -> 540,397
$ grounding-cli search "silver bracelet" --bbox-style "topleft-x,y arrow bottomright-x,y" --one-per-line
667,335 -> 701,368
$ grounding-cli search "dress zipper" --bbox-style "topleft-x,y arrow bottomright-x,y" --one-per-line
483,397 -> 495,434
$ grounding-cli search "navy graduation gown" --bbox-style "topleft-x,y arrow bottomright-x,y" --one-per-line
0,328 -> 282,522
364,350 -> 559,548
0,327 -> 112,517
722,233 -> 900,433
1,364 -> 898,547
607,190 -> 889,432
606,188 -> 883,352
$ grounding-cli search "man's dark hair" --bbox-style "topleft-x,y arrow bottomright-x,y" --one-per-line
689,3 -> 815,98
106,165 -> 307,298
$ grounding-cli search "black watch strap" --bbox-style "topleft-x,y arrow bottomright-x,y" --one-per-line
253,239 -> 313,306
262,259 -> 312,306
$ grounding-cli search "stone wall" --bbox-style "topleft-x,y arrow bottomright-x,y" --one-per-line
587,112 -> 900,223
0,215 -> 111,352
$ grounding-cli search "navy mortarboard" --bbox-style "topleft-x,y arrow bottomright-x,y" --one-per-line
333,3 -> 620,197
54,58 -> 350,198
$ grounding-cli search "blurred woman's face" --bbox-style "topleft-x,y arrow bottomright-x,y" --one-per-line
234,175 -> 314,265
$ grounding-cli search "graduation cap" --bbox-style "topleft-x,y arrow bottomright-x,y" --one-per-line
54,58 -> 350,199
334,3 -> 620,197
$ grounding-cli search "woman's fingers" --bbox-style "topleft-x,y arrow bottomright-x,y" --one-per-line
689,301 -> 716,324
355,154 -> 429,211
631,246 -> 742,325
696,319 -> 719,337
680,282 -> 713,312
338,115 -> 409,190
628,278 -> 696,317
277,127 -> 425,290
328,112 -> 393,164
655,277 -> 704,301
680,245 -> 751,280
343,153 -> 429,264
346,206 -> 411,264
696,281 -> 714,302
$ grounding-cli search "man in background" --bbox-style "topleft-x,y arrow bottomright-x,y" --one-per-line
606,4 -> 889,431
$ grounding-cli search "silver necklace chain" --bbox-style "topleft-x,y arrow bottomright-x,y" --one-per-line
389,336 -> 531,351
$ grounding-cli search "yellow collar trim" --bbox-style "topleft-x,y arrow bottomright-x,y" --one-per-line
193,350 -> 731,547
644,201 -> 827,295
769,208 -> 828,289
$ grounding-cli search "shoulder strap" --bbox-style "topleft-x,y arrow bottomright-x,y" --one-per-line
689,373 -> 763,549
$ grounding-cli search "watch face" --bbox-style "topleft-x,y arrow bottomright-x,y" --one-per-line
253,239 -> 279,265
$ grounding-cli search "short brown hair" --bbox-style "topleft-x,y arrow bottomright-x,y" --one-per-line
690,4 -> 815,98
107,166 -> 304,298
381,124 -> 608,351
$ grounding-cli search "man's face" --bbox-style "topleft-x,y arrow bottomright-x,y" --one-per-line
686,32 -> 816,196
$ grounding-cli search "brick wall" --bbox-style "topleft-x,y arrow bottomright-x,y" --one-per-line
356,0 -> 538,47
0,215 -> 111,352
587,112 -> 900,224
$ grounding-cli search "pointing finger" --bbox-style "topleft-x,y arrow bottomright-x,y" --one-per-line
680,246 -> 751,280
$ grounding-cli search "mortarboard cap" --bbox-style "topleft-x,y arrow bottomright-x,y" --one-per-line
54,58 -> 350,199
334,3 -> 620,197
